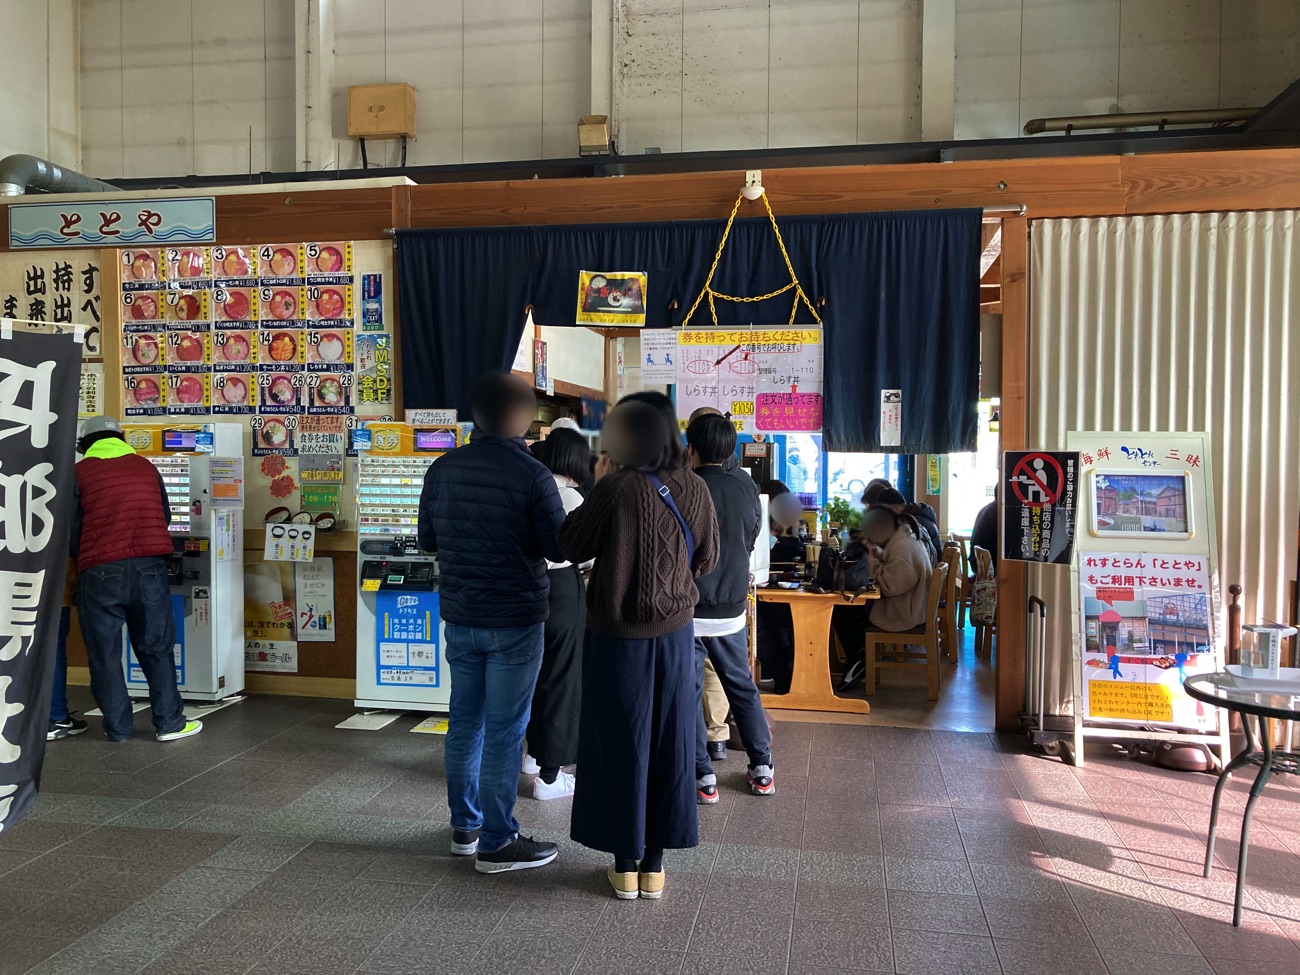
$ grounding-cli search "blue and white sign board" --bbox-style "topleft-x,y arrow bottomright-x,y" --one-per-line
375,591 -> 442,687
9,197 -> 217,249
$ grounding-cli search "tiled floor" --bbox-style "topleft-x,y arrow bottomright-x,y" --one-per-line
2,693 -> 1300,975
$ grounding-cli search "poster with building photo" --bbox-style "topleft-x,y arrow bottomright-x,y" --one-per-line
1078,551 -> 1216,730
0,329 -> 83,833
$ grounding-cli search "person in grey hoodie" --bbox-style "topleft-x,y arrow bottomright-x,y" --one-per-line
862,507 -> 933,632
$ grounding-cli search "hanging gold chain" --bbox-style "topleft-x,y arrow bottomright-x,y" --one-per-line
682,190 -> 823,327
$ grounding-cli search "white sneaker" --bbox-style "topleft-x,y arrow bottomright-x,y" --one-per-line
522,753 -> 541,775
532,770 -> 575,801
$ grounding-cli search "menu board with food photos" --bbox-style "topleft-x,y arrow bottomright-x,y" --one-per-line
119,242 -> 363,452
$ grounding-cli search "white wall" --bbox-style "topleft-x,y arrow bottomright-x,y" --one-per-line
72,0 -> 1300,179
615,0 -> 922,154
329,0 -> 593,169
80,0 -> 296,179
0,0 -> 80,168
955,0 -> 1300,141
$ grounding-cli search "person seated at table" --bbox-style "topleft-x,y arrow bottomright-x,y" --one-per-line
757,480 -> 801,693
872,487 -> 941,566
971,499 -> 998,569
862,507 -> 933,633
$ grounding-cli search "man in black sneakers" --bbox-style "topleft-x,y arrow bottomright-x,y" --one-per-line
421,373 -> 565,874
686,414 -> 775,802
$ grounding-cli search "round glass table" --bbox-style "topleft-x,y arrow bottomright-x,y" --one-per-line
1183,672 -> 1300,926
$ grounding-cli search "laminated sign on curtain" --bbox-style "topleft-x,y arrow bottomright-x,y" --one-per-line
1001,450 -> 1080,564
675,328 -> 823,434
576,271 -> 647,325
0,327 -> 83,834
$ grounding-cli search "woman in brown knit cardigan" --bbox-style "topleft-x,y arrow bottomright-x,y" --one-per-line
558,398 -> 718,900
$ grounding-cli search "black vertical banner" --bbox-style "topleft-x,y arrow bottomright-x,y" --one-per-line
0,328 -> 82,834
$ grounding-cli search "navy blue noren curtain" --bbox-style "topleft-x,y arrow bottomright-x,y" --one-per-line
396,209 -> 981,452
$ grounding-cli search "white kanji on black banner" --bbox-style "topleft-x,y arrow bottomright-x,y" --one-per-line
0,329 -> 81,833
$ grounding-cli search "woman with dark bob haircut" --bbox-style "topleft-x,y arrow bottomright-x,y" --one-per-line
558,399 -> 718,900
523,428 -> 594,800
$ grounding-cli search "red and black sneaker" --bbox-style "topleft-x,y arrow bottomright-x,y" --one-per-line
747,764 -> 776,796
697,774 -> 720,805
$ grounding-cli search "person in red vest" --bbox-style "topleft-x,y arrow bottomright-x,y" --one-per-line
72,416 -> 201,743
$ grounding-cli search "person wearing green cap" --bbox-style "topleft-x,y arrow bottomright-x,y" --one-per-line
72,416 -> 201,743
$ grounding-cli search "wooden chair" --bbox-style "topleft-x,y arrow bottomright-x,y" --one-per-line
949,533 -> 972,627
970,546 -> 998,659
864,561 -> 949,701
938,544 -> 962,661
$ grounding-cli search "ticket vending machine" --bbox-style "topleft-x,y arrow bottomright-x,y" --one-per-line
353,422 -> 459,711
119,423 -> 246,701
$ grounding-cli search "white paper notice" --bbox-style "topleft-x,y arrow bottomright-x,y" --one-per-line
880,389 -> 902,447
640,330 -> 678,384
296,558 -> 335,642
406,409 -> 457,425
264,524 -> 317,562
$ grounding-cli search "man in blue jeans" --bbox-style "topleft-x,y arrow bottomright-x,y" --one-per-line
686,413 -> 775,801
418,373 -> 567,874
73,416 -> 200,744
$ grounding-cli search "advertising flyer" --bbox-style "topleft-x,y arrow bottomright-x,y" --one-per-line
1078,551 -> 1216,730
296,559 -> 336,642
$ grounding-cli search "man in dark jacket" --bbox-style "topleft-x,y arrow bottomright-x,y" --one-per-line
418,372 -> 566,875
73,416 -> 201,744
686,414 -> 774,800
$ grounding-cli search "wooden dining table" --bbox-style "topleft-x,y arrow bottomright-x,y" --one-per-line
755,586 -> 879,714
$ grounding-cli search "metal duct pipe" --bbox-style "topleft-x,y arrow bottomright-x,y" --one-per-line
1023,108 -> 1259,136
0,154 -> 119,196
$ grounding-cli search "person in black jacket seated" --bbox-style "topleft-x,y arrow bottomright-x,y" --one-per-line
970,499 -> 998,569
418,372 -> 567,875
687,414 -> 774,802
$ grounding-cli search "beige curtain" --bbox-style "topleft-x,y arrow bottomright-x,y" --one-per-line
1028,211 -> 1300,715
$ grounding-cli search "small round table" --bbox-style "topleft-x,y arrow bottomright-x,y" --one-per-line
1183,672 -> 1300,926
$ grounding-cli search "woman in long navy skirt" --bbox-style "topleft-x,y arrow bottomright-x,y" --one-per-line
558,399 -> 719,900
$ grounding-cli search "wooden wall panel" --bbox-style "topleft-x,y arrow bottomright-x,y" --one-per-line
211,188 -> 392,245
407,156 -> 1128,228
1122,149 -> 1300,216
996,216 -> 1029,733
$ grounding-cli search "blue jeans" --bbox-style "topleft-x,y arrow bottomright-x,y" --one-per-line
77,557 -> 185,741
443,621 -> 545,852
695,627 -> 773,776
49,606 -> 71,723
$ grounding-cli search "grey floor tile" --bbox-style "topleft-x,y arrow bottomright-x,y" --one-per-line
0,820 -> 92,854
1174,909 -> 1300,962
137,952 -> 253,975
30,795 -> 144,826
1102,948 -> 1216,975
1082,904 -> 1202,955
574,943 -> 685,975
200,834 -> 311,872
875,762 -> 952,806
979,894 -> 1093,944
463,936 -> 587,975
22,939 -> 162,975
0,848 -> 38,876
683,952 -> 789,975
702,875 -> 796,915
995,939 -> 1108,975
108,798 -> 213,830
795,881 -> 889,925
800,850 -> 885,888
0,935 -> 69,975
790,918 -> 893,972
711,842 -> 801,881
968,860 -> 1069,904
262,917 -> 397,972
689,909 -> 791,957
884,856 -> 975,895
61,825 -> 236,864
357,851 -> 453,886
888,888 -> 989,935
892,929 -> 1001,975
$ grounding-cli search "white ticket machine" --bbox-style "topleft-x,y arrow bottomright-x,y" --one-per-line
353,422 -> 457,711
120,422 -> 245,701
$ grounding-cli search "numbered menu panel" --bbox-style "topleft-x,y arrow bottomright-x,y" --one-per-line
119,242 -> 362,444
358,456 -> 434,535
